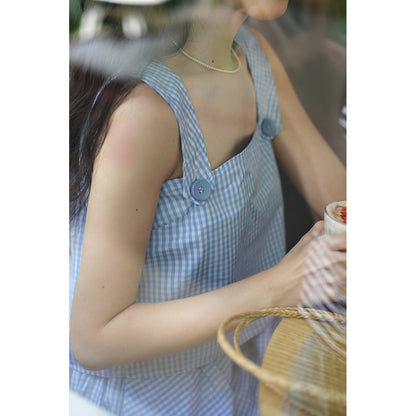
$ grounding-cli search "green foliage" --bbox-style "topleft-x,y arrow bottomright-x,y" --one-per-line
69,0 -> 83,37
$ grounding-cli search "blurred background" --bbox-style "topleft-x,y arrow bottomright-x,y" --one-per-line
69,0 -> 346,250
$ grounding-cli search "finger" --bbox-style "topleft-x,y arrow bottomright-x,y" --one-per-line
302,263 -> 346,295
300,274 -> 324,307
334,263 -> 347,278
310,220 -> 325,237
305,248 -> 346,272
301,266 -> 346,309
316,270 -> 346,302
316,233 -> 347,252
304,221 -> 324,240
298,221 -> 324,246
300,268 -> 346,308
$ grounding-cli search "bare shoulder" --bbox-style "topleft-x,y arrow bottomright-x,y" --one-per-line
97,82 -> 180,182
86,82 -> 182,247
113,82 -> 178,133
84,82 -> 181,252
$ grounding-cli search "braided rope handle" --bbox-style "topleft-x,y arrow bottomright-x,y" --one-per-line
217,307 -> 346,406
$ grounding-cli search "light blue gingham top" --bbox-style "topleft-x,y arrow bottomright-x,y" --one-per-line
70,26 -> 286,415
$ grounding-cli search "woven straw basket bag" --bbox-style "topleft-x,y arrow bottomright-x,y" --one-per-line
217,307 -> 346,416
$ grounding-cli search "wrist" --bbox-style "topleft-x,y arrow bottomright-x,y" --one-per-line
250,266 -> 281,310
261,260 -> 303,308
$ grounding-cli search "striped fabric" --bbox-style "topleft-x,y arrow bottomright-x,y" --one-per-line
70,26 -> 286,415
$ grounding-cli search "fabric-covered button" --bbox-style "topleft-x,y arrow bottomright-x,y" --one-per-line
261,118 -> 277,137
190,179 -> 211,201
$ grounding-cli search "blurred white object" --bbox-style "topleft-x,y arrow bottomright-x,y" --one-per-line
71,1 -> 234,77
69,391 -> 113,416
122,11 -> 147,38
78,5 -> 146,41
78,5 -> 107,41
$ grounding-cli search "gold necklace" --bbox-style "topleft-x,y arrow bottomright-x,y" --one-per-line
178,46 -> 241,74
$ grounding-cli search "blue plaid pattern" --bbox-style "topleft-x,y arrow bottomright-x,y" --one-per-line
70,26 -> 286,415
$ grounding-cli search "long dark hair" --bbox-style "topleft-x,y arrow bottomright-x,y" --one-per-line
70,67 -> 140,222
69,7 -> 188,223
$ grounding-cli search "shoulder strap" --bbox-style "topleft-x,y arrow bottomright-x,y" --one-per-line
235,26 -> 282,140
140,61 -> 214,204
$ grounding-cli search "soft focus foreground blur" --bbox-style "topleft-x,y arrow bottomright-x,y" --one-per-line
69,2 -> 346,414
70,0 -> 346,249
69,0 -> 347,347
70,0 -> 238,77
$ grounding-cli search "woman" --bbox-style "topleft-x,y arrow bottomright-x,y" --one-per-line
70,1 -> 346,414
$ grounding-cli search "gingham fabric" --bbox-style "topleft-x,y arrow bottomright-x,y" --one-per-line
70,26 -> 286,415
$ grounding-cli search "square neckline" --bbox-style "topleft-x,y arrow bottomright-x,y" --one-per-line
152,34 -> 262,180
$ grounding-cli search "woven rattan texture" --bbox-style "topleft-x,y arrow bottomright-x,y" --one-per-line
217,307 -> 346,416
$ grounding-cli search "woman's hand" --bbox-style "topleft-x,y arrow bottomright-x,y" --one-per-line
269,221 -> 346,308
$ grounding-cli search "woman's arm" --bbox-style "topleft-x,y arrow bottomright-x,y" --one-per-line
70,81 -> 346,373
249,28 -> 346,218
70,84 -> 277,371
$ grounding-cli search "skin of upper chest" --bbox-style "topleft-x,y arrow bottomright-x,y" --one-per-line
179,64 -> 258,172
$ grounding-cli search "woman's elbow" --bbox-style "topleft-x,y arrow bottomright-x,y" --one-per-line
70,325 -> 109,371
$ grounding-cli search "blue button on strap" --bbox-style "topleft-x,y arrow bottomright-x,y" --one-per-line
261,118 -> 277,138
190,179 -> 212,202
